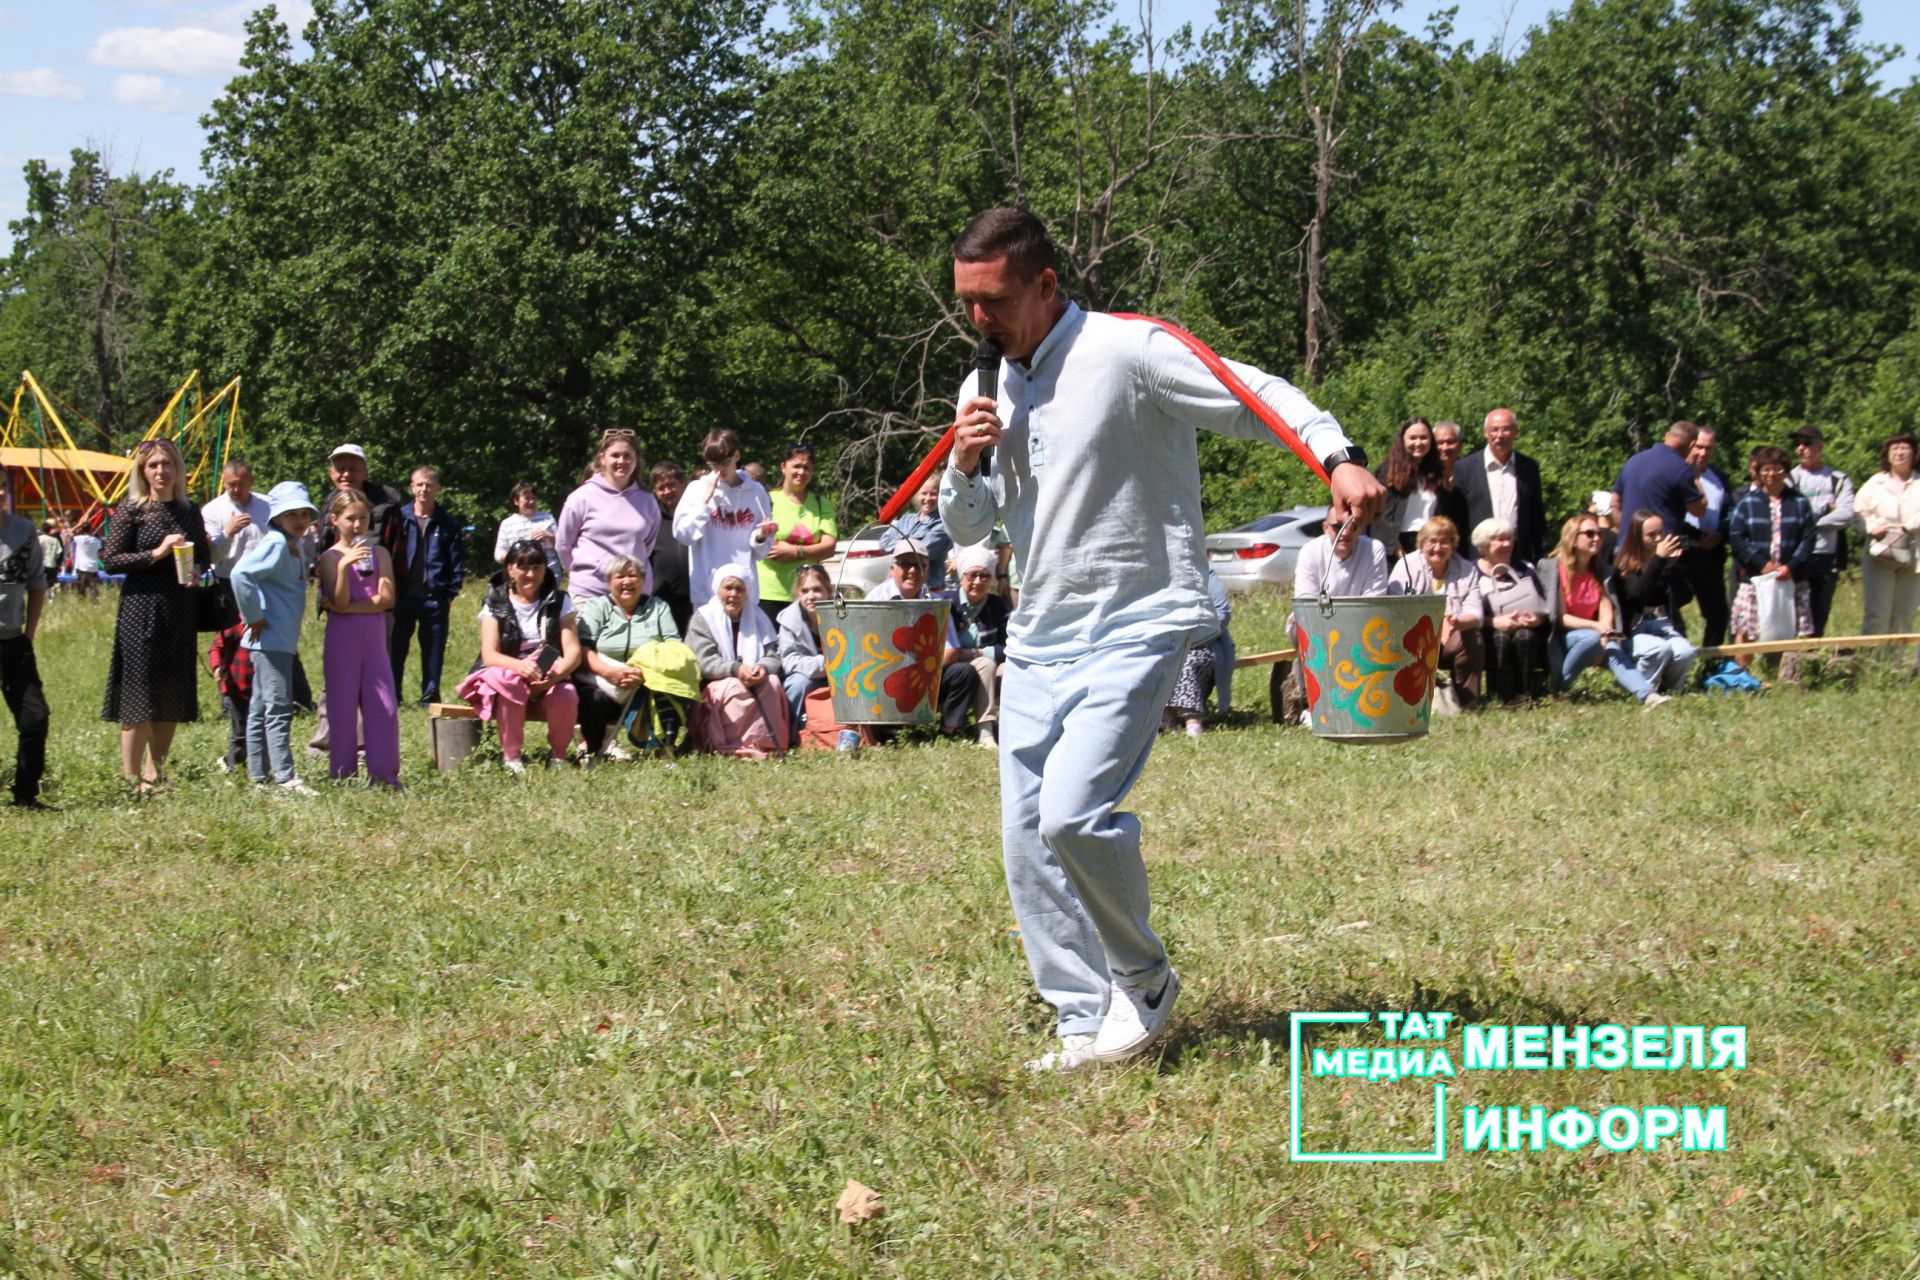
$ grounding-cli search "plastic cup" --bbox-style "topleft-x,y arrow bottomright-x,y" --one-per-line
171,543 -> 195,586
352,534 -> 375,576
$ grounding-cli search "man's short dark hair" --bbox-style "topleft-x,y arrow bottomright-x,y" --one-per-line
953,206 -> 1057,280
650,461 -> 685,483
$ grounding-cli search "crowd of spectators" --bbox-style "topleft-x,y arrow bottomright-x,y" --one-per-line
0,411 -> 1914,804
1288,412 -> 1920,716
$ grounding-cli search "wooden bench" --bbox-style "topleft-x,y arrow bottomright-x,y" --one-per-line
1229,632 -> 1919,669
1230,632 -> 1919,723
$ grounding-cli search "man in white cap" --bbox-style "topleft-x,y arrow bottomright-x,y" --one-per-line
940,206 -> 1382,1073
864,536 -> 932,601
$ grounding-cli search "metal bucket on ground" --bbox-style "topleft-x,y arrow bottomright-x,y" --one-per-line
1292,589 -> 1446,742
819,597 -> 952,726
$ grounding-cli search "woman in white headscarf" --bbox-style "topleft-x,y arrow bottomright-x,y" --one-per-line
685,564 -> 788,758
941,543 -> 1010,747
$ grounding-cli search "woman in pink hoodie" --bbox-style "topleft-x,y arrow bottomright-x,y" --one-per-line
556,429 -> 663,601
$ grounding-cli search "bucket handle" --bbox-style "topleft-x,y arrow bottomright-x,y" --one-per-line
827,521 -> 891,621
1316,512 -> 1358,618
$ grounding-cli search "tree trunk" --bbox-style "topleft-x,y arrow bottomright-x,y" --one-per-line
91,204 -> 122,438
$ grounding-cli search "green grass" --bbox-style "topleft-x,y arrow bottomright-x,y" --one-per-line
0,583 -> 1915,1277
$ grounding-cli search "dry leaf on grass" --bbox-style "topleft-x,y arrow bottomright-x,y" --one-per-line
836,1179 -> 885,1224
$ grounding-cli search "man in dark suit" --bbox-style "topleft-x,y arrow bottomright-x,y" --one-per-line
1453,407 -> 1549,560
1681,427 -> 1732,648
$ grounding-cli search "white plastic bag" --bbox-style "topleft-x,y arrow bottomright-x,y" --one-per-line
1752,575 -> 1797,642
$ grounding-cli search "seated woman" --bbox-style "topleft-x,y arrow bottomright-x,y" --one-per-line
1387,516 -> 1484,709
1727,445 -> 1816,673
1472,517 -> 1552,706
1608,508 -> 1696,694
686,565 -> 788,758
573,553 -> 678,761
776,563 -> 834,747
1164,568 -> 1232,738
1539,513 -> 1661,705
941,545 -> 1011,747
456,539 -> 582,772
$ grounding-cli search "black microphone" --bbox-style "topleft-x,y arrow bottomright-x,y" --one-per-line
973,337 -> 1003,476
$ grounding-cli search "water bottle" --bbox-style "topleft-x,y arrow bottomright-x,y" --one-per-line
352,534 -> 374,577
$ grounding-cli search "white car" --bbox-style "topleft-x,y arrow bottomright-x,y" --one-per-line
821,526 -> 897,599
1204,505 -> 1331,594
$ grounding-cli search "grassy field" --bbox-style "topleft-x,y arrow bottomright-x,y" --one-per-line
0,582 -> 1915,1277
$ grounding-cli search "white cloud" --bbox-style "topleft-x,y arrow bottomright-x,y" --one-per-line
88,26 -> 246,78
0,68 -> 86,101
110,73 -> 189,113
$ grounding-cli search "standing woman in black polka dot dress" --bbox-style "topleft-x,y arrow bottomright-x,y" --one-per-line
100,439 -> 213,792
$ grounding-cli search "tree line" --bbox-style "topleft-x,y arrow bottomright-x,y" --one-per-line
3,0 -> 1917,533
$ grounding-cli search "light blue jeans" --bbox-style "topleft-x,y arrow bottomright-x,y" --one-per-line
1000,634 -> 1185,1038
1631,616 -> 1696,691
246,649 -> 297,783
1553,626 -> 1654,700
781,671 -> 817,748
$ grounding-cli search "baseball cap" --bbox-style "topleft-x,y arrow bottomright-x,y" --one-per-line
1789,425 -> 1824,445
329,443 -> 368,462
891,536 -> 930,563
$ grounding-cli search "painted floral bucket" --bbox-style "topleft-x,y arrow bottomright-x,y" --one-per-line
1292,591 -> 1446,742
820,598 -> 953,726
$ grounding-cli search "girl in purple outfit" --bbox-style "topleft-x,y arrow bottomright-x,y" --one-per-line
316,489 -> 402,787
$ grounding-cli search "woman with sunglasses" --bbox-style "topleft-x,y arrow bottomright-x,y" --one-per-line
1540,512 -> 1660,703
757,442 -> 840,626
556,428 -> 661,601
100,439 -> 214,791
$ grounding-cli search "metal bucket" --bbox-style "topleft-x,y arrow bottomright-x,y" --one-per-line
819,597 -> 952,726
1292,590 -> 1446,742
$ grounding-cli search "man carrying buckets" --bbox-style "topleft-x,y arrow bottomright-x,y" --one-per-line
940,206 -> 1384,1074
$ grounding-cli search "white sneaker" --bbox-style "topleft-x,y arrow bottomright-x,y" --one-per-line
602,742 -> 635,763
1092,969 -> 1181,1062
503,758 -> 527,776
215,756 -> 233,775
1024,1033 -> 1099,1074
1642,692 -> 1672,711
276,777 -> 319,798
977,723 -> 998,750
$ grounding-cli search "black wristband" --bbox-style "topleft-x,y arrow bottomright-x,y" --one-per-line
1321,446 -> 1369,475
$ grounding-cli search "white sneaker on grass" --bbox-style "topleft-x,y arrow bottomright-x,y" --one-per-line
276,777 -> 319,798
1092,968 -> 1181,1062
603,742 -> 635,763
503,758 -> 527,776
1642,692 -> 1672,711
977,723 -> 998,750
1024,1033 -> 1099,1074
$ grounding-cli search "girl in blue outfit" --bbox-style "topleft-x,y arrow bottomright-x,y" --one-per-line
231,482 -> 320,795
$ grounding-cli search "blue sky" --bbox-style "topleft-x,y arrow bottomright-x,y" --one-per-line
2,0 -> 1916,226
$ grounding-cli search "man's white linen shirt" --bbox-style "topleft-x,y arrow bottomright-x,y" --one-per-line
1483,452 -> 1520,530
1293,534 -> 1390,600
940,304 -> 1353,663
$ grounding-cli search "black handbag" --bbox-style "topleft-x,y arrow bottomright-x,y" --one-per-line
195,576 -> 240,633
